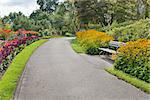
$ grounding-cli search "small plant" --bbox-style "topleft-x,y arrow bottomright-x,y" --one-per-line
86,46 -> 101,55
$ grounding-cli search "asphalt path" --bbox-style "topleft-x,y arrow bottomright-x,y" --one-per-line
14,38 -> 149,100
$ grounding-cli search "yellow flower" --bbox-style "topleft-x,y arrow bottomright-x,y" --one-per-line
118,39 -> 150,60
76,30 -> 114,47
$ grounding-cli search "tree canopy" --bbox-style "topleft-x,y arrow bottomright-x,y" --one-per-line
1,0 -> 149,34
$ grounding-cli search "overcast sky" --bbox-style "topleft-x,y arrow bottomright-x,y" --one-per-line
0,0 -> 40,17
0,0 -> 64,17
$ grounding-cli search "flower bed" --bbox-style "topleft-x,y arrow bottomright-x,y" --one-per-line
0,40 -> 48,100
76,30 -> 114,55
114,39 -> 150,83
0,36 -> 39,74
0,29 -> 13,40
0,28 -> 38,41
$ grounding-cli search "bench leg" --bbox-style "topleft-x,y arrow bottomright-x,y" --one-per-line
99,51 -> 104,55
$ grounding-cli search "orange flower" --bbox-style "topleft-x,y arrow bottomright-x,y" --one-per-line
16,29 -> 38,35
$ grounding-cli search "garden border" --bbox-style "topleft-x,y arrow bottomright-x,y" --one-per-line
71,39 -> 86,53
105,67 -> 150,94
0,39 -> 48,100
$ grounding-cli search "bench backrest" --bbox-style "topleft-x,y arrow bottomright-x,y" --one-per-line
109,41 -> 125,48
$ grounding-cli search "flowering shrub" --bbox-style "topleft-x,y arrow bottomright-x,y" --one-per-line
114,39 -> 150,83
0,27 -> 39,74
0,29 -> 13,40
0,36 -> 39,73
16,29 -> 38,35
76,30 -> 114,55
0,28 -> 38,40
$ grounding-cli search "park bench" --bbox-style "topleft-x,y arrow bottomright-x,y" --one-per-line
99,41 -> 125,60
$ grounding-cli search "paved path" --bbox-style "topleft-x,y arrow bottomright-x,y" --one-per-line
14,38 -> 149,100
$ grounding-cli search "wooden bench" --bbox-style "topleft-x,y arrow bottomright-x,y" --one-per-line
99,41 -> 125,60
99,48 -> 117,54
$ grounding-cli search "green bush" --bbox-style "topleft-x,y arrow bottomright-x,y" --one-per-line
86,46 -> 100,55
38,29 -> 52,37
101,20 -> 134,32
71,39 -> 86,53
107,19 -> 150,42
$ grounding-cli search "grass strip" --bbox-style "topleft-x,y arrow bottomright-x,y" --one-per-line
105,67 -> 150,94
0,39 -> 48,100
41,35 -> 64,39
71,39 -> 86,53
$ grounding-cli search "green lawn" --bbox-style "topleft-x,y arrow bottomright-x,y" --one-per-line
71,39 -> 86,53
105,67 -> 150,94
0,39 -> 48,100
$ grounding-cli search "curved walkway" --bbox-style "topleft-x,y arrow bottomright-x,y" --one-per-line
14,38 -> 149,100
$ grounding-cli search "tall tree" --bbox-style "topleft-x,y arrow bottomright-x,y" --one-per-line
37,0 -> 59,13
75,0 -> 111,27
50,1 -> 79,34
111,0 -> 137,22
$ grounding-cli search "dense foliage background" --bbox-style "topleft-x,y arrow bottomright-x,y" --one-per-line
0,0 -> 149,39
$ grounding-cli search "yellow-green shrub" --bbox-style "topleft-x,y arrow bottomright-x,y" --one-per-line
107,19 -> 150,42
114,39 -> 150,83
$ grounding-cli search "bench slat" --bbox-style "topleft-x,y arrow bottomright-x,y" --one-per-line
109,41 -> 125,48
99,41 -> 125,55
99,48 -> 116,54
